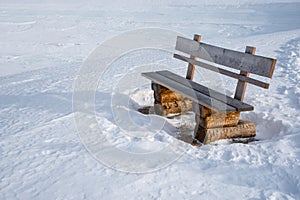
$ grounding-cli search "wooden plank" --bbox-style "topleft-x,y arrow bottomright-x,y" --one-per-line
195,110 -> 240,128
142,72 -> 237,112
157,70 -> 254,111
175,36 -> 276,78
186,34 -> 201,80
195,120 -> 256,144
174,54 -> 270,89
234,46 -> 256,101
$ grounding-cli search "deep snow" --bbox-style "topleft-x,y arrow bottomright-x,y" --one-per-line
1,0 -> 300,199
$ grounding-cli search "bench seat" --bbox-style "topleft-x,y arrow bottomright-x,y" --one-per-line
142,70 -> 254,113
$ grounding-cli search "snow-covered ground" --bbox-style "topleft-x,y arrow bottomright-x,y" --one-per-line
1,0 -> 300,199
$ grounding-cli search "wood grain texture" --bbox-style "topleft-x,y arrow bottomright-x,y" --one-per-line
175,36 -> 276,78
157,70 -> 254,111
142,72 -> 236,112
234,46 -> 256,101
194,120 -> 256,144
186,34 -> 201,80
195,112 -> 240,129
141,35 -> 276,144
151,82 -> 192,115
174,54 -> 270,89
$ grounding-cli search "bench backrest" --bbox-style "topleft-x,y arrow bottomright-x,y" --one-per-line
174,34 -> 277,101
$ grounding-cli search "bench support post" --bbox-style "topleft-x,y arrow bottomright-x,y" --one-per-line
193,46 -> 257,144
193,104 -> 241,128
194,120 -> 256,144
193,105 -> 256,144
151,82 -> 192,115
186,34 -> 201,80
234,46 -> 256,101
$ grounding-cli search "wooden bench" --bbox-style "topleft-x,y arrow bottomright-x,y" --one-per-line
142,34 -> 276,144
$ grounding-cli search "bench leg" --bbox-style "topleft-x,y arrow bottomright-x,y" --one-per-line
193,104 -> 241,128
151,82 -> 192,115
193,103 -> 256,144
194,120 -> 256,144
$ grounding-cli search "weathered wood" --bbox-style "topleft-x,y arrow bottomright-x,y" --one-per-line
174,54 -> 270,89
151,82 -> 172,103
157,70 -> 254,111
175,36 -> 276,78
142,72 -> 237,112
234,46 -> 256,101
151,82 -> 192,115
194,120 -> 256,144
186,34 -> 201,80
151,82 -> 170,94
157,90 -> 192,114
195,112 -> 240,129
142,34 -> 278,144
160,100 -> 192,115
193,102 -> 240,128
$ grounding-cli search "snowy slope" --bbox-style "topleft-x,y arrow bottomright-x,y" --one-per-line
1,1 -> 300,199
